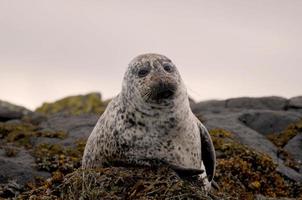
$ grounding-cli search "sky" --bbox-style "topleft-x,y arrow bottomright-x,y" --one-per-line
0,0 -> 301,110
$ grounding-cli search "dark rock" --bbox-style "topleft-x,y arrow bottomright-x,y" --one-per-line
39,113 -> 99,146
238,111 -> 302,135
226,96 -> 287,110
276,163 -> 302,183
288,96 -> 302,109
0,100 -> 32,122
204,112 -> 278,158
284,133 -> 302,168
0,147 -> 50,189
191,100 -> 226,114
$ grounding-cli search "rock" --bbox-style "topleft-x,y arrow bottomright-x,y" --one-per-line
0,119 -> 68,150
226,96 -> 287,110
265,119 -> 302,149
192,96 -> 302,182
0,108 -> 97,197
204,112 -> 279,158
191,100 -> 226,114
284,133 -> 302,168
188,97 -> 196,108
22,112 -> 47,125
0,95 -> 301,199
38,113 -> 98,146
276,162 -> 302,183
0,100 -> 32,122
288,96 -> 302,109
238,111 -> 302,135
0,147 -> 50,198
35,92 -> 107,115
202,112 -> 302,182
192,96 -> 290,113
255,195 -> 297,200
30,137 -> 62,147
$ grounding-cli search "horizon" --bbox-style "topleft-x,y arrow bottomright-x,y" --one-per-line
1,0 -> 302,110
2,92 -> 301,111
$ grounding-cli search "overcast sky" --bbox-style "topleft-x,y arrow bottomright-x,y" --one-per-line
0,0 -> 301,110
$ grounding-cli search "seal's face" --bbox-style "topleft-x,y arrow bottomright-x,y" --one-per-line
123,54 -> 183,104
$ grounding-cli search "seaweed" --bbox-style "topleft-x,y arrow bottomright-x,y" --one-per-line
33,141 -> 84,173
19,166 -> 229,200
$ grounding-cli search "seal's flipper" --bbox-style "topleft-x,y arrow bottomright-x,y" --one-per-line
211,180 -> 220,191
139,159 -> 205,177
171,165 -> 204,177
198,123 -> 216,182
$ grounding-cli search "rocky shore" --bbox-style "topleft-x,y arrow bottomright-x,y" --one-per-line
0,93 -> 301,199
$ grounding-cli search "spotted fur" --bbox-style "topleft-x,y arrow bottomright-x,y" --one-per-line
82,53 -> 216,186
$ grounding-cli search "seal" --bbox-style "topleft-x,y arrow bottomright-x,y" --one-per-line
82,53 -> 216,187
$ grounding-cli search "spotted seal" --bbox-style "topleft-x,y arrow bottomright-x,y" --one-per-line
82,53 -> 216,188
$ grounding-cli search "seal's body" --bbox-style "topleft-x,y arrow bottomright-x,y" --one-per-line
82,53 -> 216,185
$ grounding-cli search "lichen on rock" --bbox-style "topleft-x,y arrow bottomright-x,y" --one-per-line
35,92 -> 108,116
0,120 -> 67,148
267,119 -> 302,148
210,129 -> 302,199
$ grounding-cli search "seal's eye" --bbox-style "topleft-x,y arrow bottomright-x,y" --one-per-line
138,68 -> 150,77
163,63 -> 173,73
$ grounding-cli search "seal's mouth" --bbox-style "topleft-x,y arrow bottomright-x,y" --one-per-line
150,82 -> 177,101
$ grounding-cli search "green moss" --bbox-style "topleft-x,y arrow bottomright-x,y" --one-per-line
0,122 -> 35,138
210,128 -> 302,199
0,121 -> 67,148
0,122 -> 36,147
35,92 -> 108,115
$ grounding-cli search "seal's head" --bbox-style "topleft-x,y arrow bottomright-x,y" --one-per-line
122,53 -> 186,105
